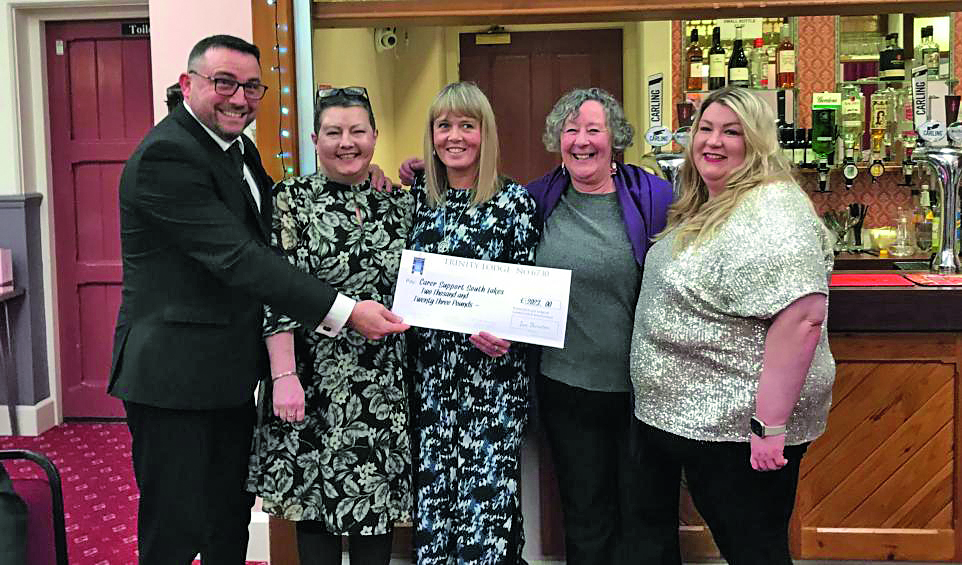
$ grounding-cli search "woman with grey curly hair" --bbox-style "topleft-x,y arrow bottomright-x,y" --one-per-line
526,87 -> 673,565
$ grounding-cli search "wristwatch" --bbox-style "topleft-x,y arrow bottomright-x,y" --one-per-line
750,416 -> 786,438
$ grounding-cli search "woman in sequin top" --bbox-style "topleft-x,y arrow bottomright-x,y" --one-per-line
247,88 -> 414,565
407,82 -> 540,564
629,86 -> 835,564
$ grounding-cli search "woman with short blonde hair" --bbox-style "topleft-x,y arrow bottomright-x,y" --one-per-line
407,81 -> 540,564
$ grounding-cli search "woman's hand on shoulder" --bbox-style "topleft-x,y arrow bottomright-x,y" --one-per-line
469,331 -> 512,358
399,157 -> 425,186
749,434 -> 788,471
368,164 -> 399,193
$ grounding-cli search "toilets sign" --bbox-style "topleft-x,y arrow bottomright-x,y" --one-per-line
121,22 -> 150,37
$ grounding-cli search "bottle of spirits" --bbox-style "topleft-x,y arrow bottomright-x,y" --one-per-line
776,18 -> 795,88
840,83 -> 865,159
919,26 -> 940,78
898,89 -> 918,185
840,85 -> 863,190
687,28 -> 704,91
879,33 -> 905,82
812,108 -> 837,191
766,44 -> 777,89
727,25 -> 750,87
708,27 -> 726,90
751,38 -> 768,88
882,85 -> 900,160
869,88 -> 891,182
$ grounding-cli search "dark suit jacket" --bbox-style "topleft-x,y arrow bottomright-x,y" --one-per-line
108,104 -> 337,409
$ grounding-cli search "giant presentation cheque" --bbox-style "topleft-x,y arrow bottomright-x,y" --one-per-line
392,250 -> 571,348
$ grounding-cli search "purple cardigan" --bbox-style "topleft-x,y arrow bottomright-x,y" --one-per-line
525,162 -> 674,268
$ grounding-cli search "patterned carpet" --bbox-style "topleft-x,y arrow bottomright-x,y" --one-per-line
0,422 -> 267,565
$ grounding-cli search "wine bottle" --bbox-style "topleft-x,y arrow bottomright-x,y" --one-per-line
727,25 -> 750,87
708,27 -> 726,90
776,18 -> 795,88
687,29 -> 704,91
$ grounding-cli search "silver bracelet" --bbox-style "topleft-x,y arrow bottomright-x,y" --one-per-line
271,370 -> 297,382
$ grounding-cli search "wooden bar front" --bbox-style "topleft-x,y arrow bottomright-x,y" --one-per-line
788,278 -> 962,561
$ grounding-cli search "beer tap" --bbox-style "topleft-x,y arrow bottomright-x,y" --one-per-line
915,98 -> 962,273
647,102 -> 695,200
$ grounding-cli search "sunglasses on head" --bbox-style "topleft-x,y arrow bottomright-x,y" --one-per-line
316,86 -> 370,103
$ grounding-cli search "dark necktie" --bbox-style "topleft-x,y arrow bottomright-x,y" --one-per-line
227,142 -> 244,180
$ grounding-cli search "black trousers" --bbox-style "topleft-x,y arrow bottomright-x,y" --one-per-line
125,400 -> 256,565
537,374 -> 649,565
634,421 -> 808,565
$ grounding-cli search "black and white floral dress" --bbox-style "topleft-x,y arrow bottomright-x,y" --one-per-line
407,178 -> 540,564
247,173 -> 414,536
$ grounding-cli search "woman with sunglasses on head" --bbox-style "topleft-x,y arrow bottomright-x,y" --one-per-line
407,81 -> 540,564
247,87 -> 413,565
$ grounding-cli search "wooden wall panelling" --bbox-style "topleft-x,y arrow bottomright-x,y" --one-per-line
794,333 -> 960,561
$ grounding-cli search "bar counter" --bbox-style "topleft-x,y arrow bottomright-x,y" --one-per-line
789,257 -> 962,561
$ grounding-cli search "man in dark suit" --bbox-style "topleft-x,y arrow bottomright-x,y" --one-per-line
109,35 -> 408,564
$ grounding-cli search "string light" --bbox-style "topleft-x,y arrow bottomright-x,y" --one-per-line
268,0 -> 297,178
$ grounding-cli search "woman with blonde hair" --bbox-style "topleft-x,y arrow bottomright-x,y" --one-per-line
407,81 -> 539,564
629,86 -> 835,564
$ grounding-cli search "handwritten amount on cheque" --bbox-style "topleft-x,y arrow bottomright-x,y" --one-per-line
413,279 -> 504,308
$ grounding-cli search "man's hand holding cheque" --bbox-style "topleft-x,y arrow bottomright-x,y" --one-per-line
392,250 -> 571,348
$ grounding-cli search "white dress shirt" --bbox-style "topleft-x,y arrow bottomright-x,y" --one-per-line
182,101 -> 354,336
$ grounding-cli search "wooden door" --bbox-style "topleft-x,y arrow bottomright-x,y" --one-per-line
459,28 -> 623,558
459,29 -> 623,185
47,20 -> 153,418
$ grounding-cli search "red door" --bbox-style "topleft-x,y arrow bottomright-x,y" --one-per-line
47,20 -> 153,418
459,29 -> 623,185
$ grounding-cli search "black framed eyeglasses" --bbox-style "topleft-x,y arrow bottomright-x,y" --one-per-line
189,71 -> 269,100
316,86 -> 370,103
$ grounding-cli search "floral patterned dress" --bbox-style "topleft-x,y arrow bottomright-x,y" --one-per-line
247,173 -> 414,536
407,178 -> 540,564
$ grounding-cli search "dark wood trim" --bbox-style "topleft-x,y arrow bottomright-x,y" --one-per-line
955,334 -> 962,559
268,516 -> 299,565
312,0 -> 961,27
252,0 -> 300,181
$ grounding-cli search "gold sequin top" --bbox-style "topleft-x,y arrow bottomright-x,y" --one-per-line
630,180 -> 835,444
